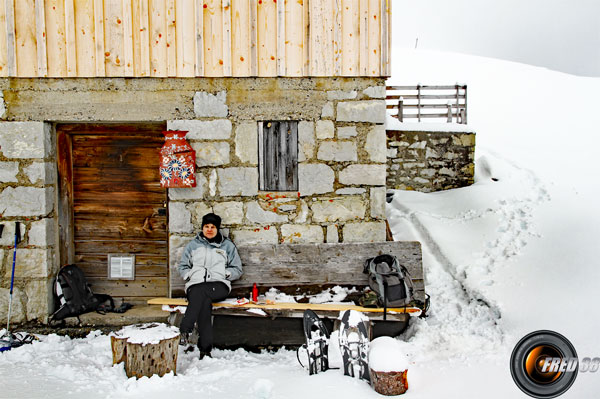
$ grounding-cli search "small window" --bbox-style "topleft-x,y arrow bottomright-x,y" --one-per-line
258,121 -> 298,191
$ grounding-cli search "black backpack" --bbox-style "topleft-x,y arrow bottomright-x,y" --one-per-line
50,264 -> 101,321
363,254 -> 415,311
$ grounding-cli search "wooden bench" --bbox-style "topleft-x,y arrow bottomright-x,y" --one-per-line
150,241 -> 425,325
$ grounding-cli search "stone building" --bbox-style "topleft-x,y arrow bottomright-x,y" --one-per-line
0,0 -> 392,322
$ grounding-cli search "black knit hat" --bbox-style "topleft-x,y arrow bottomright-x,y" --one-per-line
201,213 -> 221,229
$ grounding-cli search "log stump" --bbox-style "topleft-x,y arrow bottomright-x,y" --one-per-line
370,369 -> 409,396
110,323 -> 180,379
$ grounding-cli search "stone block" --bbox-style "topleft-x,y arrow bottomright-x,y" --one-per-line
440,168 -> 457,177
0,161 -> 19,182
281,224 -> 324,243
294,200 -> 309,223
193,91 -> 228,117
4,249 -> 51,278
213,201 -> 244,225
0,222 -> 26,246
336,101 -> 385,123
168,173 -> 208,200
327,90 -> 357,100
317,141 -> 357,162
409,141 -> 427,149
363,86 -> 386,99
188,202 -> 213,227
167,120 -> 232,140
235,122 -> 258,164
231,227 -> 279,245
370,187 -> 386,219
298,121 -> 315,162
387,148 -> 398,158
28,218 -> 56,247
321,102 -> 334,118
298,163 -> 334,196
191,142 -> 230,167
311,197 -> 366,223
24,162 -> 56,184
0,287 -> 26,324
365,125 -> 387,163
0,186 -> 54,217
217,167 -> 258,196
209,169 -> 218,196
326,225 -> 339,243
343,222 -> 386,243
168,202 -> 193,233
316,120 -> 335,139
339,165 -> 386,185
426,148 -> 440,159
0,122 -> 52,159
169,235 -> 190,268
420,169 -> 436,177
246,202 -> 288,224
25,279 -> 51,321
336,188 -> 366,195
453,133 -> 476,146
0,91 -> 5,119
337,126 -> 357,139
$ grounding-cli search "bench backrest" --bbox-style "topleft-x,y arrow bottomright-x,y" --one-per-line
171,241 -> 424,301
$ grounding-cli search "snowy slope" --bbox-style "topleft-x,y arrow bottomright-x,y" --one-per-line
1,50 -> 600,398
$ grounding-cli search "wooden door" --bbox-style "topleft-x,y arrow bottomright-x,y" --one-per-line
57,124 -> 168,304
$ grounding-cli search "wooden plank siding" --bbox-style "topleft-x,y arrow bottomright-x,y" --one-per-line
1,0 -> 390,77
57,123 -> 168,304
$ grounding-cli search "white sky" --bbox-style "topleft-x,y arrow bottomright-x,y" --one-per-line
392,0 -> 600,77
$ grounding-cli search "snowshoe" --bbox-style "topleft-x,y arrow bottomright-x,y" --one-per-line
338,309 -> 371,382
299,309 -> 330,375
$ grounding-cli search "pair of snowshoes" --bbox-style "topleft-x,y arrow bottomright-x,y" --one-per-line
298,309 -> 371,383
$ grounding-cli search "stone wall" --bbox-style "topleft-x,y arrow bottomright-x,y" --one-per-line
387,129 -> 475,192
0,77 -> 388,314
0,122 -> 56,323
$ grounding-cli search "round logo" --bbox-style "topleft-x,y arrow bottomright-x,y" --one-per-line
510,330 -> 579,398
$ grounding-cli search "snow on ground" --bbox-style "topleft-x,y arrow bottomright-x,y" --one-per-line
2,50 -> 600,398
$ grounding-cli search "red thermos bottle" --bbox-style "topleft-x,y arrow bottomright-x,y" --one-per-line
252,283 -> 258,302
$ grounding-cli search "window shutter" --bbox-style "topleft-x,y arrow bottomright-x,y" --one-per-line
259,121 -> 298,191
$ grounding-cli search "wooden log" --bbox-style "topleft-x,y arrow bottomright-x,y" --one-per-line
369,369 -> 408,396
110,323 -> 180,379
111,335 -> 128,364
125,335 -> 179,378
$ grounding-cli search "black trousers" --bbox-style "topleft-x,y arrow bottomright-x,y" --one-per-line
180,282 -> 229,352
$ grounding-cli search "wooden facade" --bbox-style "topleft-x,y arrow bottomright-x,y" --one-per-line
0,0 -> 391,78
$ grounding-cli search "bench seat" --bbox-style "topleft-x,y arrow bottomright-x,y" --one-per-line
147,297 -> 422,322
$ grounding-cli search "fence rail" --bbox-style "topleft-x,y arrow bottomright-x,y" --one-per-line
386,85 -> 468,124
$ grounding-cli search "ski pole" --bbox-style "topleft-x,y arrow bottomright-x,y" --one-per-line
6,222 -> 21,333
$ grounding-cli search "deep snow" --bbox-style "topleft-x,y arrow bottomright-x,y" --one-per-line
1,49 -> 600,398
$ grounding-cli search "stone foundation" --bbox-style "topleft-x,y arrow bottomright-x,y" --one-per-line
386,129 -> 475,192
0,77 -> 388,318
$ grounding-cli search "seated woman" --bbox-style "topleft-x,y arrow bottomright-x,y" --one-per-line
177,213 -> 243,359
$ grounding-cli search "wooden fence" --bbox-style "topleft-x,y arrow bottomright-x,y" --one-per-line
0,0 -> 391,78
386,85 -> 467,124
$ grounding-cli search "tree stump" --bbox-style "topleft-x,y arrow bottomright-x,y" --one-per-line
110,323 -> 180,379
370,369 -> 409,396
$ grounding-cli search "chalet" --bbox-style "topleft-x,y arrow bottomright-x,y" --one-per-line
0,0 -> 395,324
